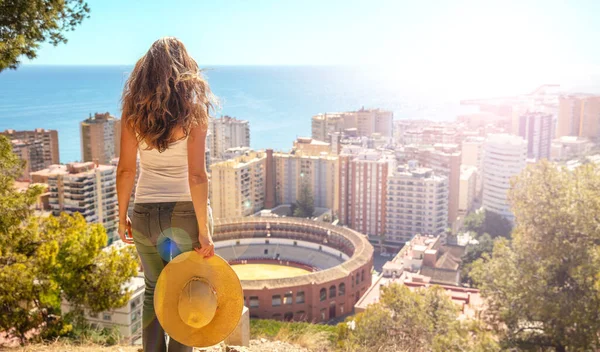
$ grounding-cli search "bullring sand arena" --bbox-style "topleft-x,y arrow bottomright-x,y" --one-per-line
213,217 -> 374,323
231,263 -> 311,280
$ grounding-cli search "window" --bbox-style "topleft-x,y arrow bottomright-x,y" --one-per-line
103,313 -> 111,321
339,283 -> 346,296
361,269 -> 365,282
272,295 -> 282,306
89,311 -> 98,318
320,288 -> 327,301
296,291 -> 305,304
250,296 -> 259,308
355,274 -> 360,285
329,285 -> 336,298
284,292 -> 293,305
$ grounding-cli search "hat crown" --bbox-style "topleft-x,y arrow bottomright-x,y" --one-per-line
178,277 -> 217,329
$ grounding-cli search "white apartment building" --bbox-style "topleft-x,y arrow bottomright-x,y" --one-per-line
338,148 -> 395,237
461,136 -> 485,197
482,134 -> 527,221
61,274 -> 145,345
272,151 -> 339,212
459,165 -> 477,213
209,116 -> 250,161
385,162 -> 449,247
31,162 -> 119,245
210,151 -> 265,219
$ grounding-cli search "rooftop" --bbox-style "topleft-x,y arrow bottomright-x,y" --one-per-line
82,112 -> 118,124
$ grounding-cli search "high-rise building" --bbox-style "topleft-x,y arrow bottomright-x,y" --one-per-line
338,148 -> 395,237
269,149 -> 339,212
2,128 -> 60,165
461,137 -> 485,168
482,134 -> 527,221
385,162 -> 448,247
31,162 -> 119,245
10,139 -> 45,181
406,144 -> 461,231
209,116 -> 250,161
459,165 -> 477,213
311,108 -> 393,142
209,151 -> 265,219
80,112 -> 121,164
556,95 -> 600,139
461,136 -> 484,197
517,112 -> 553,160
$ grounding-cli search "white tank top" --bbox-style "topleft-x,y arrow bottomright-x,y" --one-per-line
135,137 -> 192,203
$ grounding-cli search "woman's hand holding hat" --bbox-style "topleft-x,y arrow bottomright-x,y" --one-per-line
195,232 -> 215,258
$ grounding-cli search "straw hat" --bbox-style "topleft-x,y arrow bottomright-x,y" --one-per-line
154,252 -> 243,347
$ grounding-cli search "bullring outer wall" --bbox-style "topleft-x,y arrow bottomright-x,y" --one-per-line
213,217 -> 374,322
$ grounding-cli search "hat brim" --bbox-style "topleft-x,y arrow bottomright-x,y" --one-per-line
154,252 -> 243,347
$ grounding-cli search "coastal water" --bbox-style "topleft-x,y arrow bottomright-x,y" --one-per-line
0,65 -> 597,163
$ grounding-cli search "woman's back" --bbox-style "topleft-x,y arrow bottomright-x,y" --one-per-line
135,137 -> 192,203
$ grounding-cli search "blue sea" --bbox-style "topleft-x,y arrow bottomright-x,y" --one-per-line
1,65 -> 598,163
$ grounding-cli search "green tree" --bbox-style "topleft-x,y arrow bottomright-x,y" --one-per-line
463,209 -> 512,239
0,0 -> 90,71
338,283 -> 500,352
0,136 -> 138,344
460,232 -> 494,286
471,161 -> 600,351
293,182 -> 314,218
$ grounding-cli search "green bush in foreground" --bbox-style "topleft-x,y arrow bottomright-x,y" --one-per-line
0,136 -> 138,344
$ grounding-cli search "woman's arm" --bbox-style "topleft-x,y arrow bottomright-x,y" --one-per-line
116,118 -> 137,244
187,124 -> 214,257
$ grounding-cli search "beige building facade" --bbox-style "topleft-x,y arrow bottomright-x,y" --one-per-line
80,112 -> 121,164
31,162 -> 119,245
2,128 -> 60,165
209,116 -> 250,161
270,150 -> 339,213
311,108 -> 393,142
210,151 -> 266,219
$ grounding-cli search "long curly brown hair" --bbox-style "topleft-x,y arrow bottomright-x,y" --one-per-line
121,37 -> 215,152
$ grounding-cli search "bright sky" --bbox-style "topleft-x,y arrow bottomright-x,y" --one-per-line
29,0 -> 600,85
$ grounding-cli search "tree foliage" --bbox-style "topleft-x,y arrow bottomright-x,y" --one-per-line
471,161 -> 600,351
293,181 -> 314,218
0,136 -> 138,344
0,0 -> 90,71
460,232 -> 494,286
337,283 -> 500,352
463,209 -> 512,239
